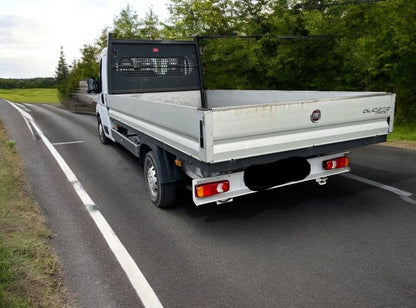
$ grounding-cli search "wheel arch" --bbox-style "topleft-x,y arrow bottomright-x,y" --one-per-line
140,143 -> 185,184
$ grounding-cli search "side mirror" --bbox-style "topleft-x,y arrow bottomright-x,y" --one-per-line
87,77 -> 98,94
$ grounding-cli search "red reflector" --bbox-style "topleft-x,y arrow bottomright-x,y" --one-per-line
195,181 -> 230,198
323,157 -> 349,170
153,47 -> 159,52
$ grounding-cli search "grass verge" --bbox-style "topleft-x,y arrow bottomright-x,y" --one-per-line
0,121 -> 68,307
388,122 -> 416,142
0,89 -> 59,104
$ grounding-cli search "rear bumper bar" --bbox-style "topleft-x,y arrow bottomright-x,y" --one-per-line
192,152 -> 350,206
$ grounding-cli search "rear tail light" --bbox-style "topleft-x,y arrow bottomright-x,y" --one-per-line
195,180 -> 230,198
323,156 -> 349,170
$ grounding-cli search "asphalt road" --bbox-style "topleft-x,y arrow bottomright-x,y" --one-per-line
1,100 -> 415,307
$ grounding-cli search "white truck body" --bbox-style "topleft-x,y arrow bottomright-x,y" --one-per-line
92,35 -> 395,207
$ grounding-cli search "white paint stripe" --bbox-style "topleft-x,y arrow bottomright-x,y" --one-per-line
73,181 -> 95,206
52,141 -> 85,146
8,100 -> 33,120
9,101 -> 163,308
15,102 -> 31,112
23,116 -> 36,140
343,173 -> 416,205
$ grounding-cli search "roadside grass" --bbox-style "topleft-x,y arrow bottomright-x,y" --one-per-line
0,121 -> 68,307
0,88 -> 59,104
388,122 -> 416,142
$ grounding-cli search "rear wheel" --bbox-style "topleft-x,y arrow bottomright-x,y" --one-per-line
98,119 -> 111,144
144,151 -> 176,208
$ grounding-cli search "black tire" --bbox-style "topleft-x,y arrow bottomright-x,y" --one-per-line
98,119 -> 111,144
143,151 -> 176,208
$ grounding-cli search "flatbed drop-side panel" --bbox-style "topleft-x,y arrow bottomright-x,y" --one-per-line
208,93 -> 395,163
107,91 -> 394,165
107,95 -> 206,161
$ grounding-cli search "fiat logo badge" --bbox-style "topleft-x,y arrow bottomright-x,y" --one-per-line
310,109 -> 321,123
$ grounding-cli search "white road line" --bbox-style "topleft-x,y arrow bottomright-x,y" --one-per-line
52,141 -> 85,146
8,101 -> 163,308
23,116 -> 37,140
7,100 -> 33,120
343,173 -> 416,205
14,102 -> 31,112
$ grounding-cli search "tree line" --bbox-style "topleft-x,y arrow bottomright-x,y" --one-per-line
0,77 -> 56,89
56,0 -> 416,123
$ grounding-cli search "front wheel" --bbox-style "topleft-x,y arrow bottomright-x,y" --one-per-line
144,152 -> 176,208
98,119 -> 111,144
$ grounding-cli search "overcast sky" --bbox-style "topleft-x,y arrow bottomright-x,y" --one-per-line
0,0 -> 170,78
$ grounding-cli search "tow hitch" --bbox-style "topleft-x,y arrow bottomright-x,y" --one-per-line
316,177 -> 328,186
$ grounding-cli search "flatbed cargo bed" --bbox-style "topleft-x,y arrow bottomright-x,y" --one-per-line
108,89 -> 395,166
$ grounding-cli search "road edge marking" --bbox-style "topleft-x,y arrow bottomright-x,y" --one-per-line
8,101 -> 163,308
342,173 -> 416,205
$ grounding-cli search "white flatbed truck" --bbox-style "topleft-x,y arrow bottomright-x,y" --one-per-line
88,35 -> 395,208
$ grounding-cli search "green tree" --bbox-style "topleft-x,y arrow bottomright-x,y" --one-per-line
112,4 -> 141,39
64,44 -> 100,99
233,0 -> 275,34
108,6 -> 163,41
140,8 -> 162,39
78,44 -> 100,78
297,0 -> 416,121
167,0 -> 238,37
55,46 -> 69,100
95,27 -> 110,50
